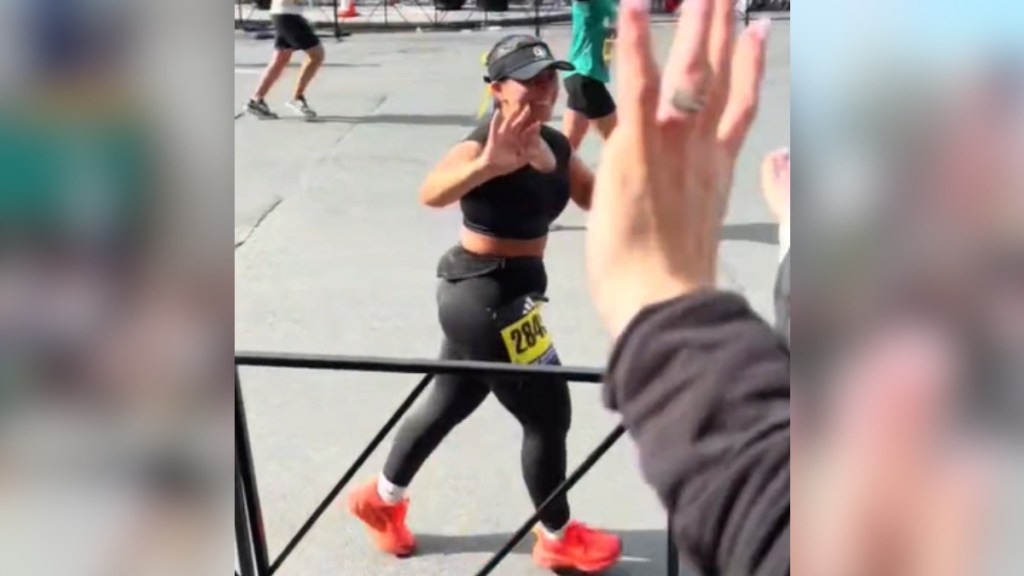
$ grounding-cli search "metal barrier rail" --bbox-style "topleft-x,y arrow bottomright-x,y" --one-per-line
235,352 -> 681,576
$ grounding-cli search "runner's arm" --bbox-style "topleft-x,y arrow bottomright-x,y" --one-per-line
418,142 -> 496,208
568,154 -> 595,210
604,291 -> 791,576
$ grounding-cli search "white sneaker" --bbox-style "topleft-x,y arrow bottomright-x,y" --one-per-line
286,96 -> 317,119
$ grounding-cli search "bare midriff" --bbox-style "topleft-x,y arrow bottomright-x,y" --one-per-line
459,226 -> 548,258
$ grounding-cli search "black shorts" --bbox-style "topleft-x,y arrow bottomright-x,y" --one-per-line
563,74 -> 616,120
271,14 -> 321,51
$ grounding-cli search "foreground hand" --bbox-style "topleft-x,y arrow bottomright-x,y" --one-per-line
585,0 -> 770,338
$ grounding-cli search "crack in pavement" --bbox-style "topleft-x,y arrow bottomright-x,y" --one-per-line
234,94 -> 390,252
235,196 -> 283,250
331,94 -> 388,144
294,93 -> 390,196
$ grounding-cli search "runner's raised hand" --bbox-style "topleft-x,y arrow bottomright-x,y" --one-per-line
520,114 -> 557,173
480,106 -> 535,176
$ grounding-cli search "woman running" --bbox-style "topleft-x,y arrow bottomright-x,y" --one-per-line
245,0 -> 324,119
562,0 -> 619,150
346,34 -> 622,574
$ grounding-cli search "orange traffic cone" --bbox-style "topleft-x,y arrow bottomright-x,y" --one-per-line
337,0 -> 359,18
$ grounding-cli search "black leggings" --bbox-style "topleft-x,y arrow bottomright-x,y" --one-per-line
382,246 -> 572,530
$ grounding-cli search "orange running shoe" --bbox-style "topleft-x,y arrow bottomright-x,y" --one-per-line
532,520 -> 622,573
346,479 -> 416,557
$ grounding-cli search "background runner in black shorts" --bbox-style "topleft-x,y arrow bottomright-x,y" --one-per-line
564,73 -> 617,120
245,1 -> 325,119
272,13 -> 321,51
561,0 -> 618,149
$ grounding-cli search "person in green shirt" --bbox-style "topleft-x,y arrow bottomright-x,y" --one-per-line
561,0 -> 619,150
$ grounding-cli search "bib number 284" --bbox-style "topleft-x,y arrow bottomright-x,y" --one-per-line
500,306 -> 554,365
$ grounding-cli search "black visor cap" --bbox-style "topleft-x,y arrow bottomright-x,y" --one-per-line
484,34 -> 574,82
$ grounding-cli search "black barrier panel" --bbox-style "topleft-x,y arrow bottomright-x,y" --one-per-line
741,0 -> 790,25
746,0 -> 790,11
235,353 -> 681,576
233,0 -> 570,36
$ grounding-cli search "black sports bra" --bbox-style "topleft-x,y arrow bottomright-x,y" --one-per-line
459,119 -> 573,240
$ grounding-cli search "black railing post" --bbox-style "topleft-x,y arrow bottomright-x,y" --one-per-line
534,0 -> 541,37
268,373 -> 436,575
667,521 -> 680,576
473,424 -> 627,576
333,0 -> 341,40
236,367 -> 272,576
236,452 -> 258,576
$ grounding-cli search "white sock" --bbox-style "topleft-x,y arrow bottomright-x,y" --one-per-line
376,474 -> 406,505
541,522 -> 568,541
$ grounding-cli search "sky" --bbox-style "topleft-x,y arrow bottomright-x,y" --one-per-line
791,0 -> 1024,117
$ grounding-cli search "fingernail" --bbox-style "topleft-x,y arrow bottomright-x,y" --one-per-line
751,17 -> 772,40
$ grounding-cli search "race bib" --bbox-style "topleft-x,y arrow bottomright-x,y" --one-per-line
498,298 -> 555,365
